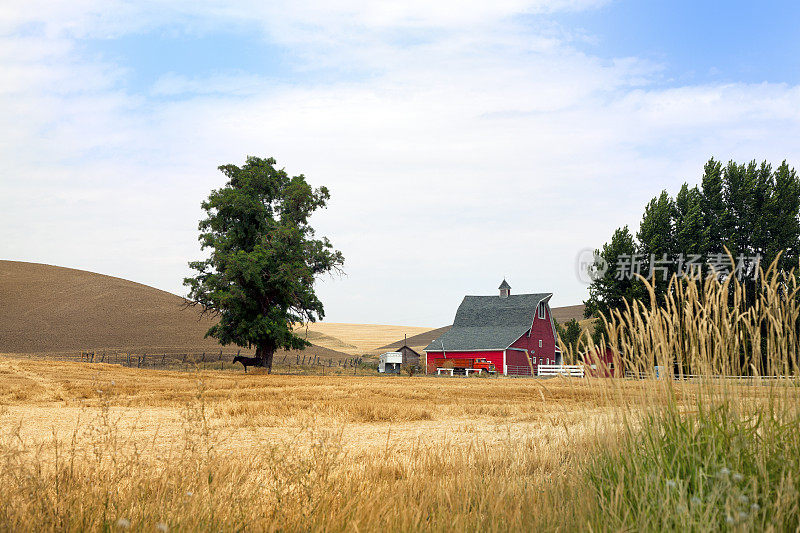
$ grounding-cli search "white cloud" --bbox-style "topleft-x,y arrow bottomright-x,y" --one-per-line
1,1 -> 800,326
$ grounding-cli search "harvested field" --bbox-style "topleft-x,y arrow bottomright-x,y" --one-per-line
0,356 -> 795,531
0,357 -> 622,450
0,356 -> 630,531
297,322 -> 433,355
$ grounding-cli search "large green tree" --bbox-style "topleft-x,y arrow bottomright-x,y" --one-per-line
184,156 -> 344,373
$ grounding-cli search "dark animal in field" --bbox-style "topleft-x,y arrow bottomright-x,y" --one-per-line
233,355 -> 261,373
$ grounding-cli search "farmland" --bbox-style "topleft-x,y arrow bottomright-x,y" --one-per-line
0,260 -> 431,359
0,260 -> 583,359
0,357 -> 627,531
2,262 -> 799,531
3,356 -> 796,531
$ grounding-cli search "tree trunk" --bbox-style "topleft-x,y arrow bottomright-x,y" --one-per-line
256,344 -> 276,374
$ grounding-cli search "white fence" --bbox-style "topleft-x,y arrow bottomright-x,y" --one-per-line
537,364 -> 585,377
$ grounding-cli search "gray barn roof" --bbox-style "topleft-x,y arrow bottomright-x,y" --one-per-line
424,293 -> 551,352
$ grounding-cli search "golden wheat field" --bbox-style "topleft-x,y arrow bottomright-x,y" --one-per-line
294,322 -> 433,356
0,356 -> 647,531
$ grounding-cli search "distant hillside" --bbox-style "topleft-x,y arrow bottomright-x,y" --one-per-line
551,304 -> 586,324
0,260 -> 350,360
378,326 -> 451,351
300,322 -> 433,355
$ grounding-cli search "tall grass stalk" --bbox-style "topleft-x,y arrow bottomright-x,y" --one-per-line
579,256 -> 800,531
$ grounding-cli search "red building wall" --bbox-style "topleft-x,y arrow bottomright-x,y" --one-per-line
583,347 -> 617,377
505,302 -> 557,375
425,350 -> 504,375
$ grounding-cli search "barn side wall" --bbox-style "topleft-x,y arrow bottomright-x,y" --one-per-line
425,350 -> 504,374
506,302 -> 557,375
506,349 -> 532,375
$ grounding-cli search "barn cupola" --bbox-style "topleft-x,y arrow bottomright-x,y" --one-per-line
498,279 -> 511,298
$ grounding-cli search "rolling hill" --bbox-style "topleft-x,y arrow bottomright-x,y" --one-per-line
0,260 -> 588,358
0,261 -> 352,359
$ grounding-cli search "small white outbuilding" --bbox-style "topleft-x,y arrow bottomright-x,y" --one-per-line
378,352 -> 403,374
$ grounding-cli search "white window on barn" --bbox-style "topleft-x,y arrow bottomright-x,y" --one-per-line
539,304 -> 545,319
539,340 -> 542,348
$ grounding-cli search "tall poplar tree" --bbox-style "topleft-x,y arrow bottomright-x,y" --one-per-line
585,157 -> 800,343
673,183 -> 706,257
701,158 -> 725,254
769,161 -> 800,271
636,190 -> 675,299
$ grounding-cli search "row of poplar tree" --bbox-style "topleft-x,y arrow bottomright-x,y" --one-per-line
583,158 -> 800,342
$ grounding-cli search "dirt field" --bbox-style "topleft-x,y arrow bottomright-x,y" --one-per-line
0,261 -> 407,360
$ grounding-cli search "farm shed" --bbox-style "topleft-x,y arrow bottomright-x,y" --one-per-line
379,352 -> 403,373
424,280 -> 559,376
397,344 -> 421,368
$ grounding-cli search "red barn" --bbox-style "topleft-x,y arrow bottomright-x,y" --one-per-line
581,347 -> 618,377
424,280 -> 560,376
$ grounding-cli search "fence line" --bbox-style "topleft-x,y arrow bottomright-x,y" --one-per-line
506,365 -> 532,376
625,370 -> 800,382
12,350 -> 365,373
537,364 -> 585,377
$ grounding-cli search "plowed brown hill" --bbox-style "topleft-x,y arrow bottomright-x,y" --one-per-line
0,260 -> 350,360
550,304 -> 586,323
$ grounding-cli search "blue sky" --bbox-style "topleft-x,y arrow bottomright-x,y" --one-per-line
2,1 -> 800,326
77,1 -> 800,95
558,0 -> 800,85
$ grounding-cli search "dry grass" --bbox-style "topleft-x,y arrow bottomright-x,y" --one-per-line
2,356 -> 781,531
0,357 -> 635,531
